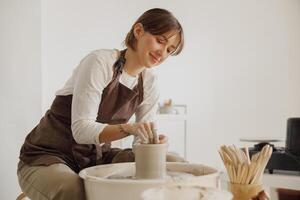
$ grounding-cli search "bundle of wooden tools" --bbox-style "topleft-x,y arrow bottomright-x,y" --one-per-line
218,144 -> 273,185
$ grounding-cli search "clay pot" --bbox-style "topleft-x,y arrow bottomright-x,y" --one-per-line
134,143 -> 167,179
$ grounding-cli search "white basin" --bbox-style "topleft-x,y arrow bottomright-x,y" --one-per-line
79,162 -> 226,200
142,185 -> 232,200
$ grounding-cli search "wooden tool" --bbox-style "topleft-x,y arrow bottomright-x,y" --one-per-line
219,144 -> 272,185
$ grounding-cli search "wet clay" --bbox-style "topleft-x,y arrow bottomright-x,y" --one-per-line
134,143 -> 167,179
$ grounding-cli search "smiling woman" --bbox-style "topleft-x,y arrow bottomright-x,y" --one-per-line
17,8 -> 184,200
125,8 -> 184,56
123,8 -> 184,74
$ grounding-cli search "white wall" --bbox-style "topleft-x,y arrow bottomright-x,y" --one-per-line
1,0 -> 300,198
42,0 -> 300,168
0,0 -> 41,199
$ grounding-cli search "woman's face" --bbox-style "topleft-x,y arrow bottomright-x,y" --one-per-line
134,23 -> 181,68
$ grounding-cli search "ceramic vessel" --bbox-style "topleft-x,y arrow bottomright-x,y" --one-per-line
133,143 -> 167,179
158,105 -> 179,114
229,182 -> 263,200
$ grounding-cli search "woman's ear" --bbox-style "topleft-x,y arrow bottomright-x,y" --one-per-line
133,23 -> 145,40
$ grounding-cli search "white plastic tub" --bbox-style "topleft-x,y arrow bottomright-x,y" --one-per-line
79,162 -> 222,200
142,185 -> 232,200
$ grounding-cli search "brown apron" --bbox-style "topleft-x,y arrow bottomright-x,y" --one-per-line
19,49 -> 143,173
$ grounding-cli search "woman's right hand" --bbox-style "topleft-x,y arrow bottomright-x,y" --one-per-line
122,122 -> 158,144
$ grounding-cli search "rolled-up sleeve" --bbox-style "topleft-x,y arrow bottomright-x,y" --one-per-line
71,53 -> 109,145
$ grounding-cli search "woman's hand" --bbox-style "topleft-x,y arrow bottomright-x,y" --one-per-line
122,122 -> 158,144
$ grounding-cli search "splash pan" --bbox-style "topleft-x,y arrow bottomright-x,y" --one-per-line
79,162 -> 226,200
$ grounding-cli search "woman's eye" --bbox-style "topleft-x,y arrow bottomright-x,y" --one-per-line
157,38 -> 165,44
167,48 -> 175,54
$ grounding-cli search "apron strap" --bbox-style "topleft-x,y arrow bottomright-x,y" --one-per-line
113,49 -> 127,77
113,48 -> 143,102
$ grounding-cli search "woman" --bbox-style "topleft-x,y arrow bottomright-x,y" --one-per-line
17,8 -> 184,200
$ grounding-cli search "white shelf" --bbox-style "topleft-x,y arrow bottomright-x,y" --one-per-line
157,114 -> 187,120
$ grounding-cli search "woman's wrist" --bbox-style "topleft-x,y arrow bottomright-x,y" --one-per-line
99,124 -> 131,144
119,124 -> 131,137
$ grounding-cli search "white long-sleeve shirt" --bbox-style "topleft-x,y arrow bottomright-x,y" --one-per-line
55,49 -> 159,146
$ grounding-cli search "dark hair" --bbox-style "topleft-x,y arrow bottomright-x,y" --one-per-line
125,8 -> 184,56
